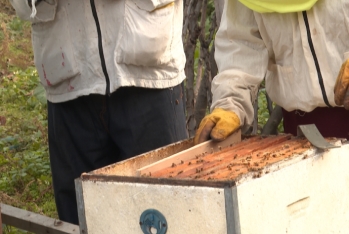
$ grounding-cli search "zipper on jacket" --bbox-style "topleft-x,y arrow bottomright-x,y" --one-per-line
90,0 -> 111,96
302,11 -> 332,107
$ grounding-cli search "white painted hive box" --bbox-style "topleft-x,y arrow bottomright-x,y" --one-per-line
75,134 -> 349,234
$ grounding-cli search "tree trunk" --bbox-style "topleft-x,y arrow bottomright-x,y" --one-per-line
194,0 -> 217,130
183,0 -> 202,137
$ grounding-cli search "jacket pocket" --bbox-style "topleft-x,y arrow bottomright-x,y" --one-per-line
116,0 -> 175,66
10,0 -> 57,23
32,7 -> 79,88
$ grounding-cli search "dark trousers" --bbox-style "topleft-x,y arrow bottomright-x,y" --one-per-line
47,84 -> 188,225
282,107 -> 349,139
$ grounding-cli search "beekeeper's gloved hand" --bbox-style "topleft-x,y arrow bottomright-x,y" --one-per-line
334,59 -> 349,110
194,108 -> 240,145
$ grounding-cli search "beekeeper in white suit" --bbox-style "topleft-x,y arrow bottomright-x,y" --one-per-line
10,0 -> 188,224
195,0 -> 349,144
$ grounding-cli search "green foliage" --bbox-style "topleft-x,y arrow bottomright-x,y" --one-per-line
8,16 -> 24,32
0,7 -> 56,232
0,67 -> 55,233
257,89 -> 269,128
0,66 -> 52,191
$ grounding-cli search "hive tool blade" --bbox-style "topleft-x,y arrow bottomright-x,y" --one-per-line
297,124 -> 340,150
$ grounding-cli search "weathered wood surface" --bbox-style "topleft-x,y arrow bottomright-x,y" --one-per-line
0,203 -> 80,234
137,130 -> 241,177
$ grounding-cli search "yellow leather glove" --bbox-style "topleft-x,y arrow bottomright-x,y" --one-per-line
334,59 -> 349,110
194,108 -> 240,145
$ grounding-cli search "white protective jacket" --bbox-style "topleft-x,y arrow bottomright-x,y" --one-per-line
10,0 -> 185,103
213,0 -> 348,132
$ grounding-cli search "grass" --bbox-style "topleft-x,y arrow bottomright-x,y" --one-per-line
0,2 -> 57,233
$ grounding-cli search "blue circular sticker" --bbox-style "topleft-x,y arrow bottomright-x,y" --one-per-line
139,209 -> 167,234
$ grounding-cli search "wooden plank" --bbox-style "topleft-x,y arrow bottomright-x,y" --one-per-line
0,204 -> 80,234
137,130 -> 241,176
90,138 -> 195,177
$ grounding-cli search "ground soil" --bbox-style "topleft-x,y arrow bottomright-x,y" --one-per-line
0,1 -> 15,15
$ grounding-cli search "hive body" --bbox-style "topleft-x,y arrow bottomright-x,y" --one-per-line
77,135 -> 349,234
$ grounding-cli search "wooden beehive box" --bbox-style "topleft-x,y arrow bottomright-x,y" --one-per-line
76,132 -> 349,234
